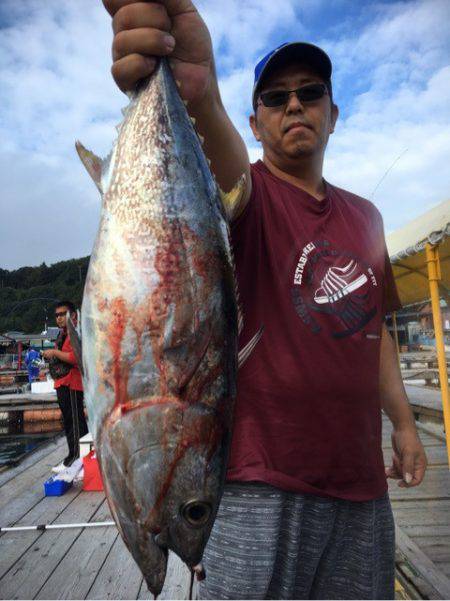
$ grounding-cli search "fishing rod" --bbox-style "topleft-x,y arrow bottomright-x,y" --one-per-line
0,520 -> 115,533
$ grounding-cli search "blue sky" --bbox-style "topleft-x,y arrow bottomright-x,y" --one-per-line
0,0 -> 449,269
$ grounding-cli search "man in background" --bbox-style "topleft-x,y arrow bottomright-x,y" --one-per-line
43,301 -> 88,472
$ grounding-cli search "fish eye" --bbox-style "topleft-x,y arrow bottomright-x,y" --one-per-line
181,500 -> 212,528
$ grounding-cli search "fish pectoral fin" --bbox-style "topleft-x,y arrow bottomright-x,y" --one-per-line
67,312 -> 83,376
219,173 -> 247,221
75,140 -> 104,193
238,326 -> 264,369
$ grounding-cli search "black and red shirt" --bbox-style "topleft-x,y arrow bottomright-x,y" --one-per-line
227,160 -> 401,501
53,332 -> 83,392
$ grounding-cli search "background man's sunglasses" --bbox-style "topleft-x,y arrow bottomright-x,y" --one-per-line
55,311 -> 67,318
259,83 -> 328,107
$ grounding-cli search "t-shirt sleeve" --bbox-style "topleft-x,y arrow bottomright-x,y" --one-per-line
372,207 -> 402,315
382,237 -> 402,315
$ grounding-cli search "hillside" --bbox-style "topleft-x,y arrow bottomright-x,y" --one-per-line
0,257 -> 89,334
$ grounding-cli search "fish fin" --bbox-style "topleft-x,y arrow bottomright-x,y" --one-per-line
235,296 -> 244,336
238,326 -> 263,369
67,310 -> 83,376
219,173 -> 247,221
237,301 -> 244,336
75,141 -> 103,193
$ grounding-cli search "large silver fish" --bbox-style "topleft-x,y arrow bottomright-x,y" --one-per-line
76,59 -> 259,595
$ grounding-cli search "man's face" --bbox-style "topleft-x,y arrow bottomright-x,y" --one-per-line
54,306 -> 74,329
250,62 -> 338,166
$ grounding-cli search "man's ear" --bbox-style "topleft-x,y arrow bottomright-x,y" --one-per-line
330,103 -> 339,134
249,114 -> 261,142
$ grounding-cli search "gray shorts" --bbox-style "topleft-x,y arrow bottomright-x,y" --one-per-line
199,482 -> 395,600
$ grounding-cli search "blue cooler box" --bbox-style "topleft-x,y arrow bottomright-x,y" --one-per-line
44,476 -> 72,496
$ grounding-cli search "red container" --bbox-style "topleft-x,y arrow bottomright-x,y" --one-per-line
83,450 -> 104,491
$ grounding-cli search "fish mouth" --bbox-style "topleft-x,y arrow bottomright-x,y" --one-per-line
152,499 -> 214,570
140,534 -> 169,596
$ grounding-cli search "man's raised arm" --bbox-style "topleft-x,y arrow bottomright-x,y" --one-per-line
103,0 -> 252,216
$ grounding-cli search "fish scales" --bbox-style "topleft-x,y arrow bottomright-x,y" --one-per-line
79,59 -> 239,594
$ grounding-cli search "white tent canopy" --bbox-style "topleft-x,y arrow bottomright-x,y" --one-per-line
388,200 -> 450,263
386,199 -> 450,306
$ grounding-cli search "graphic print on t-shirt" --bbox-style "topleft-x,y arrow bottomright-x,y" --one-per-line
291,240 -> 378,338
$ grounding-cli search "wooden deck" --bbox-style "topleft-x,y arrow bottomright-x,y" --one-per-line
382,415 -> 450,599
0,413 -> 449,599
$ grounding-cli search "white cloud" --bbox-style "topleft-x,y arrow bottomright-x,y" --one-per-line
197,0 -> 302,70
322,0 -> 450,230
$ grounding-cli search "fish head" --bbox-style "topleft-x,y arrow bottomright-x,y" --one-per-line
152,438 -> 226,568
99,401 -> 229,593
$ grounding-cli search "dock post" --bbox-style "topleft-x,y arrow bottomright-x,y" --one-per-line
425,243 -> 450,468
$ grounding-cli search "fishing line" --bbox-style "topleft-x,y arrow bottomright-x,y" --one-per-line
369,148 -> 408,201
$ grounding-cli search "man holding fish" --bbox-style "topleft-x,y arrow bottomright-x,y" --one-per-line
100,1 -> 427,598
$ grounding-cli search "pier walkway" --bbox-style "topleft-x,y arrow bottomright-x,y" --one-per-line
0,415 -> 449,599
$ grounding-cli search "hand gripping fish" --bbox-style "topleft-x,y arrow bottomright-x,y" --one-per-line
76,59 -> 261,595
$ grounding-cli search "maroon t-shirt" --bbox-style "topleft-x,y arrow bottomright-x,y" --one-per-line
227,160 -> 401,501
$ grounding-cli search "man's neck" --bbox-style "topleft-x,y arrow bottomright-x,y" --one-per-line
262,155 -> 326,201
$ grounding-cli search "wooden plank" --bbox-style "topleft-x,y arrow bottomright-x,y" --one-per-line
401,524 -> 450,538
415,422 -> 446,443
86,533 -> 143,600
395,556 -> 441,600
405,384 -> 445,413
0,489 -> 104,600
0,437 -> 64,488
402,369 -> 438,380
410,404 -> 444,420
35,499 -> 119,600
440,563 -> 450,578
395,526 -> 450,599
388,468 -> 450,501
395,565 -> 422,600
137,552 -> 191,601
410,535 -> 450,563
0,442 -> 68,528
0,442 -> 68,537
392,500 -> 450,527
0,485 -> 81,579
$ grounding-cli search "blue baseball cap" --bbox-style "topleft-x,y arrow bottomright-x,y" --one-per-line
252,42 -> 332,109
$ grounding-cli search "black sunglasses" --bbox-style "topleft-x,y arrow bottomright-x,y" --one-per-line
55,311 -> 67,318
259,83 -> 328,108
